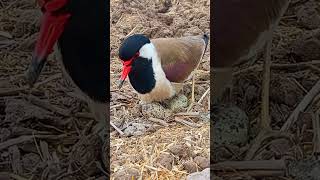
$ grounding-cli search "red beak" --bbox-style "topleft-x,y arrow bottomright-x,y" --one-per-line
118,60 -> 133,89
26,0 -> 71,87
118,53 -> 139,89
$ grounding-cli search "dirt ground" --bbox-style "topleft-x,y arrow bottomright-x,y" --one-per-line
110,0 -> 210,179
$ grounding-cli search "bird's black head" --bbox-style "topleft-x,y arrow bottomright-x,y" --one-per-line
118,34 -> 150,61
118,34 -> 151,88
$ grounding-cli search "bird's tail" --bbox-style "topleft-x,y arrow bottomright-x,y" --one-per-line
202,33 -> 209,53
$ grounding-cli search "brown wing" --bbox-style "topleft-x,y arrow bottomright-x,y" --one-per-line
151,35 -> 207,83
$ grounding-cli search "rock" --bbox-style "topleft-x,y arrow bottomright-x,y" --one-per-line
156,153 -> 174,170
187,168 -> 211,180
183,160 -> 198,173
113,167 -> 140,180
194,156 -> 209,170
212,105 -> 249,147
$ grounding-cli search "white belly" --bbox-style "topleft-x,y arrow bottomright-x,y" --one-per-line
139,76 -> 176,103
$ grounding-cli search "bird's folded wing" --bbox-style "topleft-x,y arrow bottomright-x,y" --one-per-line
151,35 -> 206,83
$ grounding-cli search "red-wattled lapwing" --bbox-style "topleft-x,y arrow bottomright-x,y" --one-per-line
25,0 -> 108,173
213,0 -> 291,130
117,34 -> 208,109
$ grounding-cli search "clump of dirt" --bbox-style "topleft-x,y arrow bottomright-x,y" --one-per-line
194,156 -> 209,170
155,153 -> 174,170
112,166 -> 140,180
183,160 -> 198,173
168,143 -> 194,159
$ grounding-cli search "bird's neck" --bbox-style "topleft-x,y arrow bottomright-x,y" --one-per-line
128,57 -> 156,94
57,0 -> 108,103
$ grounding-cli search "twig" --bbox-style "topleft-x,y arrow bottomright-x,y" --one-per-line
55,161 -> 95,180
0,87 -> 27,97
9,173 -> 29,180
233,60 -> 320,75
125,25 -> 139,38
215,170 -> 284,177
34,73 -> 62,88
110,122 -> 124,136
148,117 -> 169,127
9,145 -> 22,174
74,112 -> 94,119
281,79 -> 320,131
260,35 -> 272,130
0,134 -> 68,151
174,117 -> 201,128
213,160 -> 286,177
245,130 -> 294,160
307,64 -> 320,74
313,110 -> 320,156
290,78 -> 308,94
174,112 -> 200,116
212,159 -> 286,171
110,104 -> 124,109
23,94 -> 71,116
197,87 -> 210,104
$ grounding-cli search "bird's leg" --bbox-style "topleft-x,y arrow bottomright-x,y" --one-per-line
89,101 -> 108,138
191,74 -> 196,103
212,67 -> 233,106
88,100 -> 109,174
187,74 -> 196,112
260,33 -> 273,131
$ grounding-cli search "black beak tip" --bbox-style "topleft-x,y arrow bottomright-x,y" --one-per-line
25,66 -> 38,88
25,56 -> 46,88
118,80 -> 125,89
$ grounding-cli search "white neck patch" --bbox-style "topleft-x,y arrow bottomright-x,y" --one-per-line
139,43 -> 156,60
138,42 -> 175,97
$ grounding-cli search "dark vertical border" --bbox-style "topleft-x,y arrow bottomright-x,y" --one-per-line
210,0 -> 214,179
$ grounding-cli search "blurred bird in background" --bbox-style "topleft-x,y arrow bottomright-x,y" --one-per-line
25,0 -> 109,174
213,0 -> 291,130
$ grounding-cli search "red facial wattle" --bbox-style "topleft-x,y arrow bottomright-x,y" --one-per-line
118,52 -> 139,89
26,0 -> 71,86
